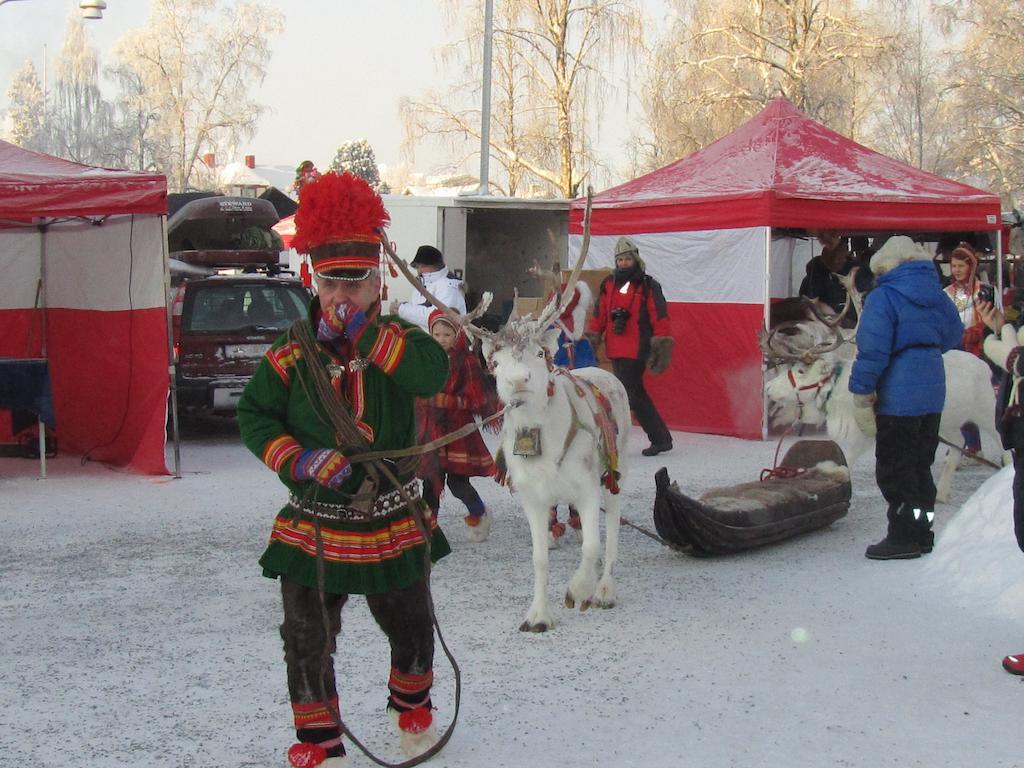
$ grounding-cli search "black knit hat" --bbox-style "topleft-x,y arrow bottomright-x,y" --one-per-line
411,245 -> 444,268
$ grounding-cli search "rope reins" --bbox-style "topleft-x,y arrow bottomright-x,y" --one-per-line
759,415 -> 808,482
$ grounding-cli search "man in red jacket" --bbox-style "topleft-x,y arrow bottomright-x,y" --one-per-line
586,237 -> 674,456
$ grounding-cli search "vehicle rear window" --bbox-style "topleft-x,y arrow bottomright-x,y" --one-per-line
183,284 -> 308,333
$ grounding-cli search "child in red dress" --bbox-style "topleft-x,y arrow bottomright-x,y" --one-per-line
419,310 -> 499,542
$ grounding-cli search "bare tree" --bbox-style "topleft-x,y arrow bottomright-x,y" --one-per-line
402,0 -> 643,197
938,0 -> 1024,205
48,10 -> 114,165
5,60 -> 48,153
641,0 -> 889,168
111,0 -> 283,192
864,3 -> 958,176
106,63 -> 161,173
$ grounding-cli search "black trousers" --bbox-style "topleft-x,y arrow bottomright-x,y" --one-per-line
422,473 -> 484,516
875,412 -> 942,510
279,575 -> 434,736
612,357 -> 671,446
1008,417 -> 1024,552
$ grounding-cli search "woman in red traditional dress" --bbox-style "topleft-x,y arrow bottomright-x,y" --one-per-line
419,310 -> 499,541
943,242 -> 990,455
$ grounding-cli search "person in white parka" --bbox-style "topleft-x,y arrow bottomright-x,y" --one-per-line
389,245 -> 466,330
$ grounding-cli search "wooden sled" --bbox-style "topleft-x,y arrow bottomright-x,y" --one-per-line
652,440 -> 851,556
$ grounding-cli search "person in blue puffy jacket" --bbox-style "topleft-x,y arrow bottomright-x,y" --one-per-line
848,236 -> 964,560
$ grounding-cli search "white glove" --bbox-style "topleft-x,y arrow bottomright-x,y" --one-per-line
983,324 -> 1019,372
852,392 -> 877,438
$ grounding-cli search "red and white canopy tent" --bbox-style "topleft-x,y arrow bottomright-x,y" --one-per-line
0,140 -> 171,474
272,213 -> 295,249
569,98 -> 1001,439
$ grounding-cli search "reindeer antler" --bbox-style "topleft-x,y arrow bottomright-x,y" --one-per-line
380,236 -> 497,343
534,186 -> 594,331
379,236 -> 454,314
836,266 -> 865,333
759,321 -> 845,365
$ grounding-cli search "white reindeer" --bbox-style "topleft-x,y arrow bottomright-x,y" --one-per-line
465,194 -> 632,632
763,322 -> 1000,501
469,310 -> 631,631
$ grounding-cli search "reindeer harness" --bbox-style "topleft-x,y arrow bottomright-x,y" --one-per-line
786,364 -> 841,411
545,360 -> 621,494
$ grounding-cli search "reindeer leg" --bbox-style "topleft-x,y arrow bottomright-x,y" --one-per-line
593,490 -> 619,609
520,500 -> 555,633
566,494 -> 600,611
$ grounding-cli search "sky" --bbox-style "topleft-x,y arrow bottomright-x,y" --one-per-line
0,0 -> 655,184
3,422 -> 1023,767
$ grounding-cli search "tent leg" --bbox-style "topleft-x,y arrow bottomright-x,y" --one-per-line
38,415 -> 46,480
761,226 -> 771,441
161,215 -> 182,479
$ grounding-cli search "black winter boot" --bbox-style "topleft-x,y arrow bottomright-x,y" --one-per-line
865,504 -> 922,560
907,505 -> 936,554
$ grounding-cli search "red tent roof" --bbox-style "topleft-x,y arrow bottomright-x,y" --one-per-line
0,140 -> 167,219
571,98 -> 1000,233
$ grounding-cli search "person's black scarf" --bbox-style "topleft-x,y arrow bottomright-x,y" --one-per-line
614,263 -> 641,286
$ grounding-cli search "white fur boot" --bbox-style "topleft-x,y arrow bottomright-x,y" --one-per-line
388,705 -> 439,759
465,510 -> 492,543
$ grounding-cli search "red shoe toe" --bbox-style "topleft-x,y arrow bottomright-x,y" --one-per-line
1002,654 -> 1024,675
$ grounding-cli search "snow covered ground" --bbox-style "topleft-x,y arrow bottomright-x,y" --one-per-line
3,420 -> 1023,768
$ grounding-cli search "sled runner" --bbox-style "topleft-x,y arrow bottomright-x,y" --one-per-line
653,440 -> 851,555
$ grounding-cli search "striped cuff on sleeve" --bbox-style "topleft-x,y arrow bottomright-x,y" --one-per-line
367,324 -> 408,375
262,434 -> 303,473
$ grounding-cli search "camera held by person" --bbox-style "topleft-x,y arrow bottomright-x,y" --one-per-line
610,307 -> 630,334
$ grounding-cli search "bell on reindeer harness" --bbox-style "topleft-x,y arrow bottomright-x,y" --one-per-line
513,427 -> 542,457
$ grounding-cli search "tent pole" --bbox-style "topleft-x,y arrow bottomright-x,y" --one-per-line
997,225 -> 1004,308
38,224 -> 47,358
38,224 -> 48,479
762,226 -> 771,441
161,214 -> 182,479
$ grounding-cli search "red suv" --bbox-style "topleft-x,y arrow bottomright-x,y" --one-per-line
168,195 -> 309,414
173,274 -> 309,413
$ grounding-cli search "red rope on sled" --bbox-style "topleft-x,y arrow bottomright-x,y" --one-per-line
759,417 -> 806,482
759,465 -> 807,482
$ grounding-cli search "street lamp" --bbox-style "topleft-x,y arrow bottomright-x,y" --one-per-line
0,0 -> 107,18
79,0 -> 106,19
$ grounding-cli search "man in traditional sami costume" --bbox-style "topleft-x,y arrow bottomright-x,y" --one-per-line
237,172 -> 451,768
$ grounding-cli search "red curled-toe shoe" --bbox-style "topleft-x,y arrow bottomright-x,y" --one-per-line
1002,654 -> 1024,675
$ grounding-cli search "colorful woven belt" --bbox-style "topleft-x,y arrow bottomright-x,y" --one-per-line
287,479 -> 421,522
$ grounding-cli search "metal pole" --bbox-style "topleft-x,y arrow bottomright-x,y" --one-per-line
996,223 -> 1005,309
38,224 -> 48,478
161,215 -> 182,479
761,226 -> 771,441
38,224 -> 47,358
478,0 -> 494,195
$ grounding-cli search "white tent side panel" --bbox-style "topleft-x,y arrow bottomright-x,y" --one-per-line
575,228 -> 766,303
46,217 -> 166,310
570,227 -> 767,438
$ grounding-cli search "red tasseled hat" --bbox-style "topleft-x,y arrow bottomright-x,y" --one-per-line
291,171 -> 391,274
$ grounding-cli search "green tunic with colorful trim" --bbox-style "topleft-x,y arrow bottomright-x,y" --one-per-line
237,299 -> 451,595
